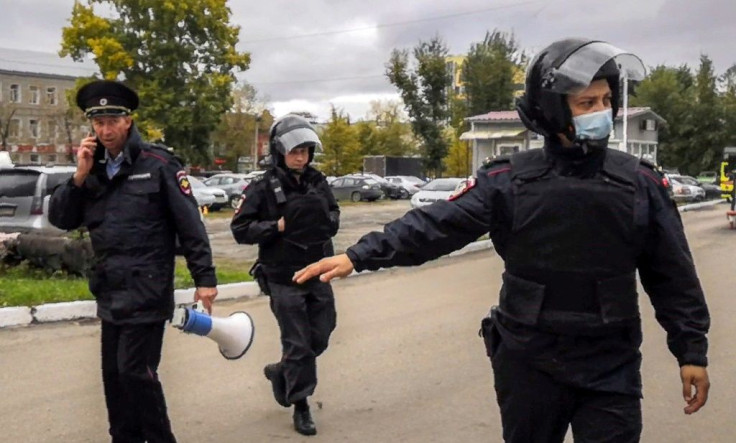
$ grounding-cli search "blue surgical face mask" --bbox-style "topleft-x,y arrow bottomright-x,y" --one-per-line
572,108 -> 613,141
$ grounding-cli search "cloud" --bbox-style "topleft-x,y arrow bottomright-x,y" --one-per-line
1,0 -> 734,121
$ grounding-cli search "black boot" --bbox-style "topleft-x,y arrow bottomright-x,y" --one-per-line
263,363 -> 290,408
293,401 -> 317,436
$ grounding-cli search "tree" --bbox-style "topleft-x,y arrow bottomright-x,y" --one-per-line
687,55 -> 725,174
60,0 -> 250,166
359,100 -> 417,157
720,64 -> 736,148
630,65 -> 694,169
462,30 -> 523,116
386,36 -> 450,177
319,107 -> 362,176
0,104 -> 18,150
210,82 -> 272,171
443,130 -> 471,177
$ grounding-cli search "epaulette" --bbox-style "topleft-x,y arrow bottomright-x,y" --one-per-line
637,156 -> 659,172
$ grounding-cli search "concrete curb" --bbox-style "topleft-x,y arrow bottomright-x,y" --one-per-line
0,239 -> 495,328
678,199 -> 726,212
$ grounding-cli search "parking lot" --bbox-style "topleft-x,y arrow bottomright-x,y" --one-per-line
205,199 -> 413,262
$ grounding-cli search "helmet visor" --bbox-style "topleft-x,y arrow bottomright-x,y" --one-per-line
276,127 -> 323,154
544,41 -> 646,94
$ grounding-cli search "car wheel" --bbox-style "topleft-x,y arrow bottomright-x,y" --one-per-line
230,195 -> 243,209
351,192 -> 362,202
399,189 -> 409,199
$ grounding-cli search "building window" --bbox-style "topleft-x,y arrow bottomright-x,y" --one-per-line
29,86 -> 40,105
9,119 -> 20,138
29,119 -> 39,138
498,145 -> 521,156
47,154 -> 57,163
10,84 -> 20,103
639,119 -> 658,131
46,87 -> 57,105
30,153 -> 40,164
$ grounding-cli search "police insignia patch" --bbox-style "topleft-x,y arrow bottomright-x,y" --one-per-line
176,170 -> 192,195
448,177 -> 476,201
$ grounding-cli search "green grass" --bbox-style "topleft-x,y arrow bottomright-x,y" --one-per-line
0,258 -> 253,308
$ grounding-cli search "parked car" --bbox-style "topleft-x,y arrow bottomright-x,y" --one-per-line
188,175 -> 227,210
666,174 -> 706,203
384,175 -> 425,197
410,177 -> 465,209
696,171 -> 717,184
0,165 -> 76,234
203,173 -> 251,209
670,174 -> 719,200
330,176 -> 383,202
347,173 -> 406,199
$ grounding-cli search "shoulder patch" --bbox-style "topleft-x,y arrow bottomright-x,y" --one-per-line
482,155 -> 510,167
176,170 -> 192,195
448,177 -> 477,201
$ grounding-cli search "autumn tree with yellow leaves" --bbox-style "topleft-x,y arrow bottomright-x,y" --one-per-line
60,0 -> 250,165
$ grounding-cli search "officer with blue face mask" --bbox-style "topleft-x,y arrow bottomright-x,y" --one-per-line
294,38 -> 710,443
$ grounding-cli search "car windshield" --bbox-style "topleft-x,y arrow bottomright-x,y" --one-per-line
402,176 -> 425,185
187,176 -> 206,189
422,179 -> 460,191
362,178 -> 379,185
671,176 -> 699,186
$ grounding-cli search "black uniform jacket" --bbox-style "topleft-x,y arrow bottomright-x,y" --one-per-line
345,143 -> 710,395
231,166 -> 339,283
49,125 -> 217,324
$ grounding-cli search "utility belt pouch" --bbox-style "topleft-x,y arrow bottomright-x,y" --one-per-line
479,306 -> 501,359
249,261 -> 271,295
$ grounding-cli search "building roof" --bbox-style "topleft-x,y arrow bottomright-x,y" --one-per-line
466,110 -> 521,122
0,47 -> 98,79
466,107 -> 666,124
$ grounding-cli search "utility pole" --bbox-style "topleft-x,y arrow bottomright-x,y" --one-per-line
252,114 -> 261,171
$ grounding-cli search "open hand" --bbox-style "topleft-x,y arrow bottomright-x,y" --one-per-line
293,254 -> 354,284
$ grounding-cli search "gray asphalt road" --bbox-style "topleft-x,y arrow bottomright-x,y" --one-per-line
1,205 -> 735,442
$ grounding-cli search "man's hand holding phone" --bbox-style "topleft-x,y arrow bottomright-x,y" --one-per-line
74,132 -> 97,187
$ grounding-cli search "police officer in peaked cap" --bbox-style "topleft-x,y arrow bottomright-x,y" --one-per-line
293,39 -> 710,442
50,79 -> 219,442
231,114 -> 340,436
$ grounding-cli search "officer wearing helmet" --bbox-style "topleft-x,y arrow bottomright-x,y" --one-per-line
231,114 -> 340,436
294,39 -> 710,442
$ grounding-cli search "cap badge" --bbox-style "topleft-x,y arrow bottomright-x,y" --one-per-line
99,98 -> 108,106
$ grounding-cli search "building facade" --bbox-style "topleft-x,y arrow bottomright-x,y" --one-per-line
0,48 -> 97,165
460,107 -> 666,172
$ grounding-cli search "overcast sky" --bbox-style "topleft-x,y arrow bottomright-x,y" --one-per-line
0,0 -> 734,121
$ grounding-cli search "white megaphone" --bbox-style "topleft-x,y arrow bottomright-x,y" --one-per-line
171,302 -> 255,360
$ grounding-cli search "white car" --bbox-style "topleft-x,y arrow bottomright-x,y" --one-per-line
410,177 -> 465,209
188,175 -> 228,210
667,174 -> 706,203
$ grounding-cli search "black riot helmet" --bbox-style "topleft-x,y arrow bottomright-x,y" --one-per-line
516,38 -> 646,142
268,114 -> 322,169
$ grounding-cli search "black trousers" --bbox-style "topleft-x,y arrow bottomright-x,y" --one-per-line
268,280 -> 337,404
490,342 -> 642,443
101,320 -> 176,443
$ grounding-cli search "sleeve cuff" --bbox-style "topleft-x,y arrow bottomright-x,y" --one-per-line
345,247 -> 364,272
194,272 -> 218,288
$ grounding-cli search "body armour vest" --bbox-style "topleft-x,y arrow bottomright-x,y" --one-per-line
259,172 -> 334,270
499,148 -> 643,334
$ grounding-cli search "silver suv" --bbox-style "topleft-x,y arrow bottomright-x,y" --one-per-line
0,165 -> 77,234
